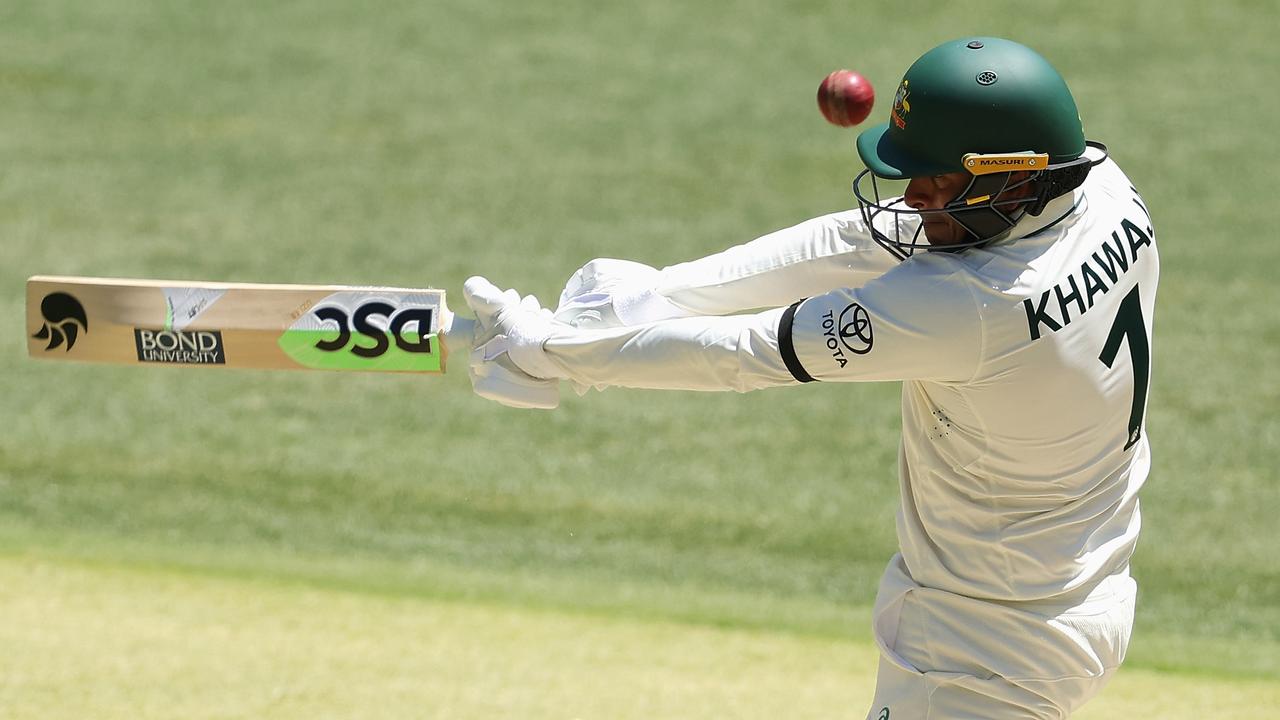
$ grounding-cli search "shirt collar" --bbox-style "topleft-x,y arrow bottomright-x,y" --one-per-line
1007,187 -> 1085,242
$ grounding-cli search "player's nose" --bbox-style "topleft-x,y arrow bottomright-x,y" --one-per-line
903,177 -> 931,210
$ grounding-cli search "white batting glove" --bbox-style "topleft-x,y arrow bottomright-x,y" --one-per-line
554,258 -> 690,329
462,276 -> 563,410
446,310 -> 561,409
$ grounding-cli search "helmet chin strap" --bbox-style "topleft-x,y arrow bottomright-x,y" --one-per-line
941,172 -> 1033,244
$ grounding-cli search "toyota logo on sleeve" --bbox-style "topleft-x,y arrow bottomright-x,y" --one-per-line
838,303 -> 874,354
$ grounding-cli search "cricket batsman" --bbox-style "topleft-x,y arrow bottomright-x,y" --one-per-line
460,37 -> 1158,718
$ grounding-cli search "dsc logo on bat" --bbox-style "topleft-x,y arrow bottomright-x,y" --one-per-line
277,296 -> 443,373
311,302 -> 435,357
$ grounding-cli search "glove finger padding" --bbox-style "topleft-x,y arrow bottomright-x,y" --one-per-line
468,346 -> 560,410
463,276 -> 521,334
461,275 -> 563,409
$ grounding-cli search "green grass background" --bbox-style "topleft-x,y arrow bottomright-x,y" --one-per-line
2,0 -> 1278,716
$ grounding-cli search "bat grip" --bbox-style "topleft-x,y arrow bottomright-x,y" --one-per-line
441,314 -> 476,354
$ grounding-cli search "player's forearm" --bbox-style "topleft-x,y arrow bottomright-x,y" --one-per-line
540,310 -> 796,392
655,210 -> 898,315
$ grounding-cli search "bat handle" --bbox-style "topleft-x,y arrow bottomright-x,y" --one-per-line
441,313 -> 476,355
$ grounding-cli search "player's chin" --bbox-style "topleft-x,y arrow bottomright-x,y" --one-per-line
921,221 -> 962,247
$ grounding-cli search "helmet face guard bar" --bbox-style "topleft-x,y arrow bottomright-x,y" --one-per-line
852,170 -> 1037,258
853,141 -> 1109,258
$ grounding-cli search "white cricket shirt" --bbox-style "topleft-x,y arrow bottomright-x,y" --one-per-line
541,158 -> 1158,602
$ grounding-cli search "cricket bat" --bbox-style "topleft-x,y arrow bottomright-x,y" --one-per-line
26,276 -> 476,373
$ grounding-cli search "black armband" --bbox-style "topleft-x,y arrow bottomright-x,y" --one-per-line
779,300 -> 816,383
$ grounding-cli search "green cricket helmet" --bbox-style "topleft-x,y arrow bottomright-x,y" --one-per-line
852,37 -> 1106,256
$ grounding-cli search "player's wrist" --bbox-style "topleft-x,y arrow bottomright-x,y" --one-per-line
612,286 -> 692,325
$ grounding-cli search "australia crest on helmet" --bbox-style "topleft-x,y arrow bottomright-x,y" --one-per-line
891,79 -> 911,129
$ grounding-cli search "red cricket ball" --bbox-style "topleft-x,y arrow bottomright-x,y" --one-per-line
817,70 -> 875,128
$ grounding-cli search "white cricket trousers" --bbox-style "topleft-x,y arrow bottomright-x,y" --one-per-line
865,555 -> 1135,719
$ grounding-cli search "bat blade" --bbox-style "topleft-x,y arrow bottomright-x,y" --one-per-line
26,276 -> 462,374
